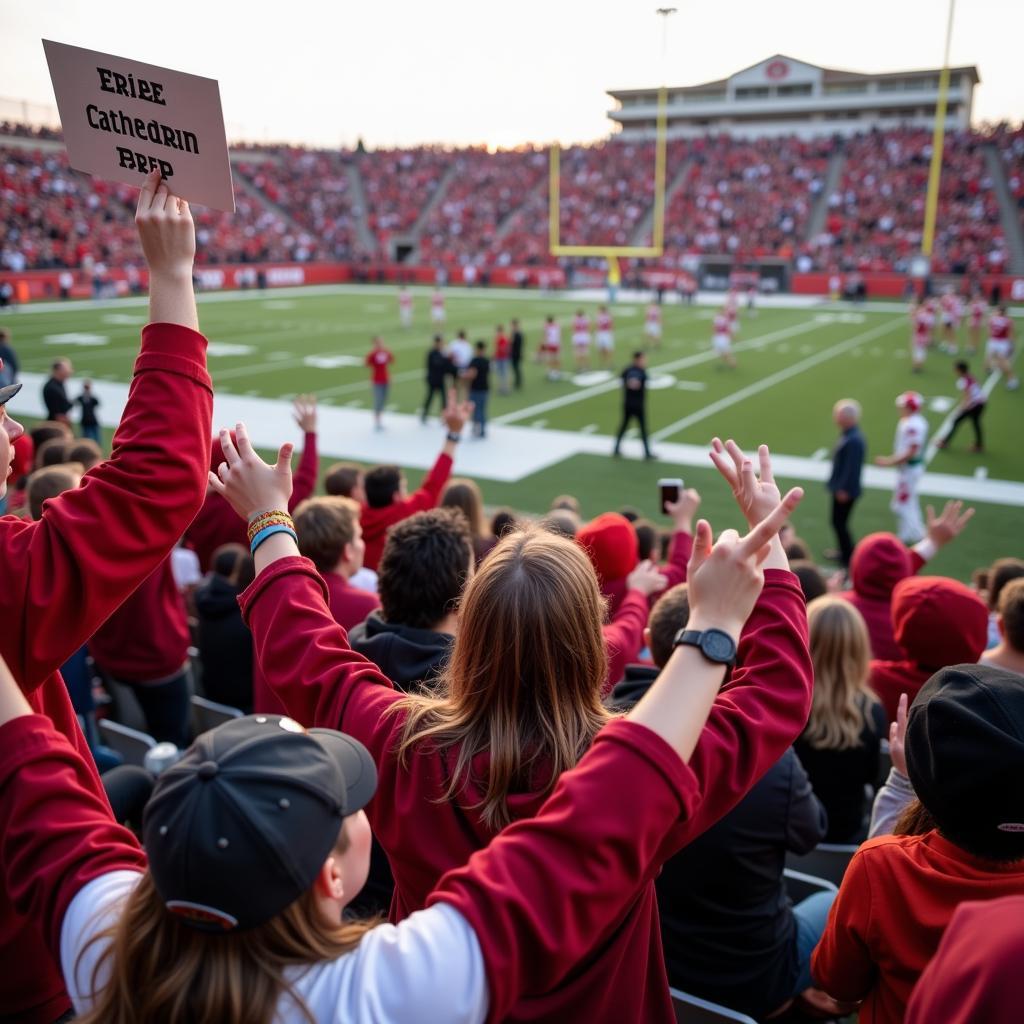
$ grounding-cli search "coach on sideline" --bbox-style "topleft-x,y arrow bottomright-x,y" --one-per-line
826,398 -> 866,568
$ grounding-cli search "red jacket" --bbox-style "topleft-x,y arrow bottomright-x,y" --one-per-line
87,555 -> 191,682
838,533 -> 925,661
869,575 -> 989,721
324,570 -> 381,632
812,831 -> 1024,1024
241,557 -> 812,1024
0,322 -> 212,1023
0,711 -> 700,1024
360,451 -> 453,571
184,431 -> 318,571
905,896 -> 1024,1024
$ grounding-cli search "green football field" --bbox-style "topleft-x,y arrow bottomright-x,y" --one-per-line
5,285 -> 1022,581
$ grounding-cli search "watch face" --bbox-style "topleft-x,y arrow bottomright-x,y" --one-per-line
701,630 -> 735,663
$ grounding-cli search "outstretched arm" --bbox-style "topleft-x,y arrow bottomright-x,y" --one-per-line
288,395 -> 319,509
0,171 -> 212,690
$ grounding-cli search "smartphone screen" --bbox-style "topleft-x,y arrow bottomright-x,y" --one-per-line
658,478 -> 684,515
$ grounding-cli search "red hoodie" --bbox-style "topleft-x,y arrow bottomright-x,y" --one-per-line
905,896 -> 1024,1024
0,323 -> 211,1023
241,556 -> 812,1024
869,575 -> 989,721
184,431 -> 318,571
87,555 -> 191,682
838,533 -> 926,661
360,451 -> 453,572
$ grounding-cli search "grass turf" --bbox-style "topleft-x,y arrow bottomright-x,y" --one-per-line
5,285 -> 1021,581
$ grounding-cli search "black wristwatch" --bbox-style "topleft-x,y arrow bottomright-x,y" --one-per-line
673,628 -> 737,666
446,431 -> 462,443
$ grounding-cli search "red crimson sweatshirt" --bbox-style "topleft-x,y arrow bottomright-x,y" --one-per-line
905,896 -> 1024,1024
360,450 -> 453,571
184,431 -> 318,571
0,712 -> 699,1024
838,533 -> 926,661
0,322 -> 212,1024
869,575 -> 989,722
241,556 -> 812,1024
87,555 -> 191,682
812,831 -> 1024,1024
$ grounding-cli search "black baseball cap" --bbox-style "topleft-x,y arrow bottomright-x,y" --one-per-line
143,715 -> 377,932
0,382 -> 21,407
906,664 -> 1024,861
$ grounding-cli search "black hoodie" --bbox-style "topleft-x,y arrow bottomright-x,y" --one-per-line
348,612 -> 453,692
194,574 -> 253,711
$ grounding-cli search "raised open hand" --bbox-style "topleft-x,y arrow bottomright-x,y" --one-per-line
889,692 -> 909,777
442,388 -> 474,435
925,500 -> 974,549
207,422 -> 293,521
709,438 -> 782,529
292,394 -> 318,434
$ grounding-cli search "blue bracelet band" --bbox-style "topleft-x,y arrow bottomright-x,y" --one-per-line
250,523 -> 298,555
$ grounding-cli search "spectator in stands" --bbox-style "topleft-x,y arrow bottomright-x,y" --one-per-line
35,436 -> 72,469
490,507 -> 518,538
1,429 -> 32,515
825,398 -> 865,568
985,557 -> 1024,647
790,559 -> 827,603
211,423 -> 808,1024
42,358 -> 74,423
293,496 -> 380,632
29,419 -> 72,452
26,464 -> 83,521
194,544 -> 254,712
870,575 -> 989,721
981,578 -> 1024,674
360,393 -> 470,572
325,461 -> 366,503
422,334 -> 452,422
0,329 -> 19,387
75,379 -> 101,442
837,500 -> 974,660
0,169 -> 214,1023
795,596 -> 887,842
66,438 -> 103,472
184,396 -> 319,571
813,664 -> 1024,1024
348,508 -> 471,692
905,896 -> 1024,1024
441,478 -> 496,565
0,504 -> 793,1024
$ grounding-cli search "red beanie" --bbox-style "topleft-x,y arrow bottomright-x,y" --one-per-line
577,512 -> 639,583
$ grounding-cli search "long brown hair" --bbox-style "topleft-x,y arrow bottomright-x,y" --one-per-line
76,830 -> 377,1024
390,527 -> 612,830
440,478 -> 489,539
804,596 -> 877,750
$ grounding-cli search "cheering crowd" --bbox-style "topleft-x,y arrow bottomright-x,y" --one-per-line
2,175 -> 1024,1024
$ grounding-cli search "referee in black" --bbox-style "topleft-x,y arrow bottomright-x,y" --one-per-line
421,335 -> 452,422
613,351 -> 654,460
510,318 -> 525,390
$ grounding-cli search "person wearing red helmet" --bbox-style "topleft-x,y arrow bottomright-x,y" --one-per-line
875,392 -> 929,543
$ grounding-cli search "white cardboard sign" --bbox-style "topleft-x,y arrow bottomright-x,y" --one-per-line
43,39 -> 235,212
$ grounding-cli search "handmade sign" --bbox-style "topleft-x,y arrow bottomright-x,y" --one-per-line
43,39 -> 235,211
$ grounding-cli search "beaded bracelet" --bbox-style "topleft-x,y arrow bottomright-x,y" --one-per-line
247,509 -> 293,544
250,523 -> 298,555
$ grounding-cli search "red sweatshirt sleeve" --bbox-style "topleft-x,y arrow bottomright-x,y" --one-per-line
811,845 -> 877,1000
239,557 -> 404,763
428,719 -> 701,1023
601,589 -> 647,695
659,568 -> 812,856
909,549 -> 926,574
0,716 -> 145,959
288,431 -> 318,511
0,324 -> 212,692
403,450 -> 453,515
661,529 -> 693,588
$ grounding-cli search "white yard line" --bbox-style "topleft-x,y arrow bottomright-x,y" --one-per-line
492,319 -> 824,425
650,319 -> 903,443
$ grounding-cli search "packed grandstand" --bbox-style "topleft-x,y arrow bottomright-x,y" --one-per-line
3,121 -> 1022,281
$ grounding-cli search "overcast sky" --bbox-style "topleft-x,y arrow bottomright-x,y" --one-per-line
1,0 -> 1021,149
